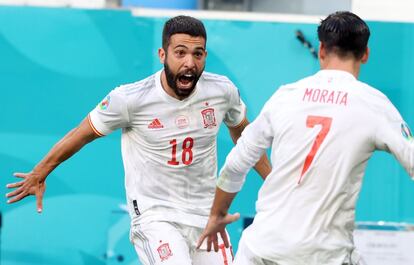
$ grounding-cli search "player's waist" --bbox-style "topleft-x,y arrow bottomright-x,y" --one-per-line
130,204 -> 210,228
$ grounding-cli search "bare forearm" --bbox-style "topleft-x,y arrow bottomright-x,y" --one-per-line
197,187 -> 240,251
32,118 -> 99,179
253,154 -> 272,179
6,118 -> 100,210
210,187 -> 237,217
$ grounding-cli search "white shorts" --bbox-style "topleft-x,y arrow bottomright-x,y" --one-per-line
130,221 -> 234,265
234,236 -> 365,265
233,238 -> 274,265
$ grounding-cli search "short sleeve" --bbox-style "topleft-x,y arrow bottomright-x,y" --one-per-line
223,81 -> 246,127
88,88 -> 130,136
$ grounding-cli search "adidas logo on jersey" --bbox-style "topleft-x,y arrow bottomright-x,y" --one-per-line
148,118 -> 164,129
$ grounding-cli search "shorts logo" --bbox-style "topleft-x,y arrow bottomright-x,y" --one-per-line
201,108 -> 217,129
98,95 -> 110,110
157,243 -> 172,261
401,123 -> 413,141
175,115 -> 189,129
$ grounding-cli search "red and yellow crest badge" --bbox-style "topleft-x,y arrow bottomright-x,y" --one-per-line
157,243 -> 172,261
201,108 -> 217,129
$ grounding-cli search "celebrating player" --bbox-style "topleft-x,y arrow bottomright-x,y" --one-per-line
6,15 -> 271,265
198,11 -> 414,265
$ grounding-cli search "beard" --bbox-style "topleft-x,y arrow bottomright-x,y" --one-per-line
164,60 -> 203,99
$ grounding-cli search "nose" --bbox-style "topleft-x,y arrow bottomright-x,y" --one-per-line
183,54 -> 196,69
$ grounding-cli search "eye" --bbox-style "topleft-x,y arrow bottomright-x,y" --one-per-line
194,51 -> 204,58
175,50 -> 186,57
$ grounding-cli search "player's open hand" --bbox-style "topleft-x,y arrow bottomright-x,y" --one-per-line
196,212 -> 240,252
6,172 -> 46,213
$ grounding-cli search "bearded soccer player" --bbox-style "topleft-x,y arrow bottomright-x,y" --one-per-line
198,11 -> 414,265
6,15 -> 271,265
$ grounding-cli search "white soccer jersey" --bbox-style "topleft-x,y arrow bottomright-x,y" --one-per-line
89,70 -> 246,228
219,70 -> 414,264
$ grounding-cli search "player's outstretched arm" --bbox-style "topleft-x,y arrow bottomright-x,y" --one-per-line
6,116 -> 101,213
197,187 -> 239,252
228,118 -> 272,180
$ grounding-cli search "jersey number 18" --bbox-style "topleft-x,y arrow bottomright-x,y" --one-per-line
168,137 -> 194,166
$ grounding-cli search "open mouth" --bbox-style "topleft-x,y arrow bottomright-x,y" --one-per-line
177,73 -> 195,89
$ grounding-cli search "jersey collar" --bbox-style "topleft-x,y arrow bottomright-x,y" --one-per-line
316,69 -> 356,81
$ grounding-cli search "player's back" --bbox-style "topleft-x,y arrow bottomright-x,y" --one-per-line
244,69 -> 396,264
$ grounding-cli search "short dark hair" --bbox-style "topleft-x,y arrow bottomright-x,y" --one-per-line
162,15 -> 207,50
318,11 -> 370,59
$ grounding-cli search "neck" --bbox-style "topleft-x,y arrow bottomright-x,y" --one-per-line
320,55 -> 361,79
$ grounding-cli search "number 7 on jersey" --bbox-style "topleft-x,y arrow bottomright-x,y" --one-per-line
299,116 -> 332,184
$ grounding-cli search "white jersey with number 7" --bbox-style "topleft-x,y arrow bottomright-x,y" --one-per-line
219,69 -> 414,264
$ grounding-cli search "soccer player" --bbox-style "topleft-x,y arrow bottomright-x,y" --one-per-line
197,11 -> 414,265
6,16 -> 271,265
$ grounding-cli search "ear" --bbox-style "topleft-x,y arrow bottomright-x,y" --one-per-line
158,48 -> 166,64
361,47 -> 369,64
318,42 -> 325,60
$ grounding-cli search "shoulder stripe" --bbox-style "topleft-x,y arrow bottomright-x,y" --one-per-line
87,114 -> 105,137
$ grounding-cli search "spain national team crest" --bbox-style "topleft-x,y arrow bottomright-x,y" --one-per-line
157,243 -> 173,261
201,108 -> 217,129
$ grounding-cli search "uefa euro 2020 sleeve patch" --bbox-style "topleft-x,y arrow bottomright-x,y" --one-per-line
98,95 -> 110,110
401,123 -> 413,141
